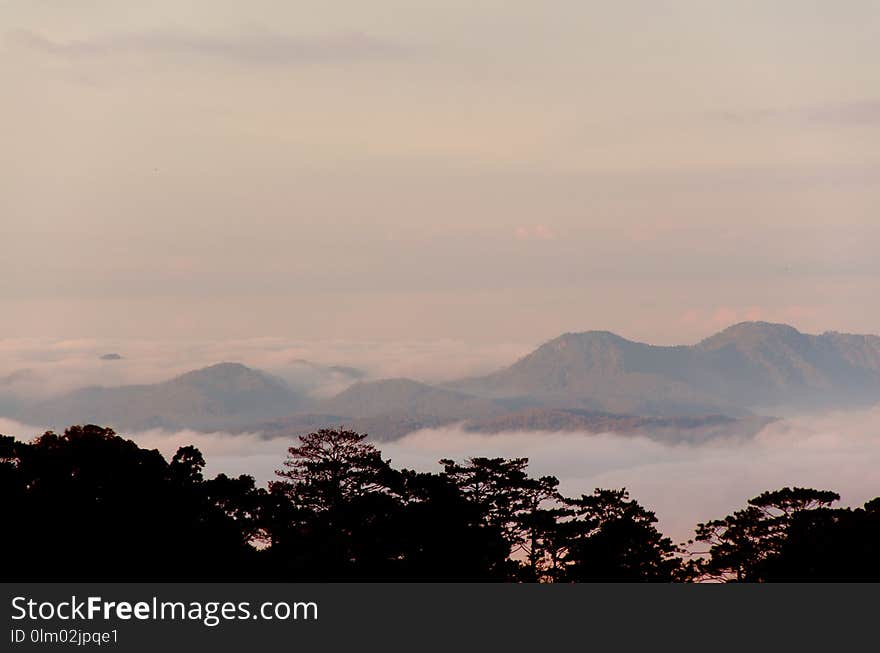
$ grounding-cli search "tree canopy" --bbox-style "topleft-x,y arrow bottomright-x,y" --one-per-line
2,425 -> 878,582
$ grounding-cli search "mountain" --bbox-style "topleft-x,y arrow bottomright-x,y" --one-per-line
449,331 -> 736,416
0,369 -> 43,416
313,378 -> 507,421
13,321 -> 880,440
449,322 -> 880,415
26,363 -> 303,431
244,376 -> 770,442
695,322 -> 880,407
238,378 -> 509,441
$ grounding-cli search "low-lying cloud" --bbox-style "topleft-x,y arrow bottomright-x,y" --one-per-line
6,408 -> 878,543
379,409 -> 880,541
0,336 -> 530,401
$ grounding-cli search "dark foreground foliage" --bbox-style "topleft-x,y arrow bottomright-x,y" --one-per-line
1,426 -> 878,581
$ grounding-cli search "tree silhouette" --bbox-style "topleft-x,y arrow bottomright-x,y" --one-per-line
559,489 -> 681,582
691,487 -> 841,581
4,424 -> 880,582
1,425 -> 264,581
267,429 -> 509,580
273,428 -> 393,512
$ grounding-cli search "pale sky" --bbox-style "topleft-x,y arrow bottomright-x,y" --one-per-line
3,1 -> 879,346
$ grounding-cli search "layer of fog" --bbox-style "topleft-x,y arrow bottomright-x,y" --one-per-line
0,336 -> 530,401
7,408 -> 879,543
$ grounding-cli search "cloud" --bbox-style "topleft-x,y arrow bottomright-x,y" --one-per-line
8,28 -> 410,66
0,418 -> 291,483
0,417 -> 48,440
128,428 -> 289,481
377,408 -> 880,542
0,336 -> 530,400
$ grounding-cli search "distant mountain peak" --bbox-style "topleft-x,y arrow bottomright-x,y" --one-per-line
330,377 -> 461,402
171,361 -> 275,384
707,320 -> 802,337
180,361 -> 252,375
721,320 -> 798,331
552,330 -> 631,344
316,377 -> 504,421
27,362 -> 301,432
506,330 -> 643,376
449,321 -> 880,416
698,322 -> 806,351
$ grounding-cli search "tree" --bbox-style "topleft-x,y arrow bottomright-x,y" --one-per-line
559,489 -> 681,582
440,460 -> 681,582
439,457 -> 532,536
268,430 -> 509,580
749,497 -> 880,581
1,425 -> 264,581
389,469 -> 510,580
691,487 -> 841,581
272,428 -> 393,512
12,423 -> 880,582
169,445 -> 206,485
440,457 -> 563,580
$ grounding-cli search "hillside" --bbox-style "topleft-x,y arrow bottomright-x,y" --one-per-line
312,378 -> 507,421
12,321 -> 880,438
449,331 -> 735,416
449,322 -> 880,415
27,363 -> 302,431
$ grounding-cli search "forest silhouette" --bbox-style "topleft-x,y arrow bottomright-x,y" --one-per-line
2,425 -> 879,582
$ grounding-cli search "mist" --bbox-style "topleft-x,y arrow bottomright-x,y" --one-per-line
380,410 -> 880,542
0,336 -> 530,401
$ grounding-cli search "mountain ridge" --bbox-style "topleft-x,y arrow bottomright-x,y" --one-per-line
23,362 -> 303,431
8,322 -> 880,438
447,321 -> 880,415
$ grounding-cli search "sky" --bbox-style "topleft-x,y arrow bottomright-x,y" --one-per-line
3,1 -> 880,347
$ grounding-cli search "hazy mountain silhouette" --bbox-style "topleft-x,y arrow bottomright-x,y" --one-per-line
449,322 -> 880,416
0,369 -> 43,416
695,322 -> 880,408
242,377 -> 771,443
11,322 -> 880,439
25,363 -> 302,431
450,330 -> 727,416
242,377 -> 514,442
313,378 -> 507,421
